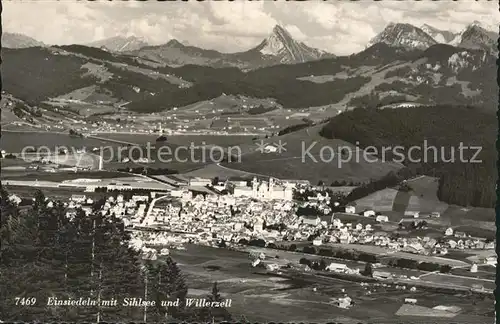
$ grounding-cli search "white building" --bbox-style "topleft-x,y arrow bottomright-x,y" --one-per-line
404,211 -> 420,218
431,212 -> 441,218
327,262 -> 349,272
337,296 -> 352,309
312,238 -> 323,246
301,216 -> 321,226
376,215 -> 389,223
8,194 -> 22,205
71,194 -> 86,203
445,227 -> 454,236
132,195 -> 149,202
232,177 -> 293,201
188,177 -> 212,187
363,210 -> 375,217
345,206 -> 356,214
263,145 -> 278,153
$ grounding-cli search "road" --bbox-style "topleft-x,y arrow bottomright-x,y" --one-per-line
143,194 -> 171,225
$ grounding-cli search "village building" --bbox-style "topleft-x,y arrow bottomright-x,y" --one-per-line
345,206 -> 356,214
376,215 -> 389,223
70,194 -> 86,203
404,211 -> 420,218
363,210 -> 376,217
326,262 -> 349,272
231,177 -> 293,201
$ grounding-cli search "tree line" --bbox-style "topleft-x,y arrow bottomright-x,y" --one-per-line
321,105 -> 496,208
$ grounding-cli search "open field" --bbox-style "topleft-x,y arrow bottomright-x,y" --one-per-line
324,243 -> 469,267
178,94 -> 280,114
405,176 -> 448,213
1,170 -> 126,181
395,304 -> 456,318
442,205 -> 495,224
355,188 -> 398,211
221,124 -> 402,184
420,273 -> 495,290
0,131 -> 121,152
3,184 -> 108,201
2,174 -> 174,192
355,176 -> 448,215
451,267 -> 496,280
168,244 -> 493,323
45,98 -> 118,117
181,163 -> 258,180
352,175 -> 495,234
332,213 -> 380,225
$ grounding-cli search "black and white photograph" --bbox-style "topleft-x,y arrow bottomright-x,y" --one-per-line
0,0 -> 498,323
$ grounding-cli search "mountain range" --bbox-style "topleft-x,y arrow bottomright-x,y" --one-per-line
369,21 -> 497,55
4,22 -> 495,69
1,19 -> 497,119
86,36 -> 149,52
127,25 -> 334,69
1,32 -> 45,48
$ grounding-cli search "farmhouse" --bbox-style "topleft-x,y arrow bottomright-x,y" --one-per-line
326,262 -> 349,272
263,145 -> 278,153
363,209 -> 375,217
376,215 -> 389,223
404,211 -> 420,218
188,177 -> 212,187
8,194 -> 22,205
301,216 -> 321,226
71,194 -> 86,203
373,271 -> 392,279
345,206 -> 356,214
312,238 -> 323,246
337,296 -> 353,309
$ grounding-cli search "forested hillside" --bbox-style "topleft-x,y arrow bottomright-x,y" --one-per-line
0,188 -> 231,322
4,42 -> 495,113
320,105 -> 496,207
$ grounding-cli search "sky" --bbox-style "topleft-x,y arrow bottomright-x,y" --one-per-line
3,0 -> 499,55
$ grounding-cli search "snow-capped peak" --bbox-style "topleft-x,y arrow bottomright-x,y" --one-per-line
420,24 -> 457,44
454,22 -> 498,54
255,24 -> 331,63
166,39 -> 184,48
87,35 -> 149,52
260,25 -> 296,57
470,20 -> 497,32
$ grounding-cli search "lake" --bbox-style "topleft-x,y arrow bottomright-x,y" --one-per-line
0,131 -> 122,152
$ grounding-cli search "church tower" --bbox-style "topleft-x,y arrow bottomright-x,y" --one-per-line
252,177 -> 258,198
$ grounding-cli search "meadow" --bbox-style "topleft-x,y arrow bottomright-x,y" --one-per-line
0,131 -> 120,152
95,133 -> 257,147
169,244 -> 493,323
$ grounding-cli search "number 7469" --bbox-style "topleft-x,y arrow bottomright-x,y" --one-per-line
14,297 -> 37,306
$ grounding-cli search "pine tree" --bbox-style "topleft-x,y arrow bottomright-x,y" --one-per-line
362,263 -> 374,277
203,282 -> 232,323
155,256 -> 189,320
92,213 -> 145,321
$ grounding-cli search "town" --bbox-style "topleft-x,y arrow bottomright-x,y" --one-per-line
7,174 -> 495,305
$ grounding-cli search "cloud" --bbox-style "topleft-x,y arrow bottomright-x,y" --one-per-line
3,0 -> 499,55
